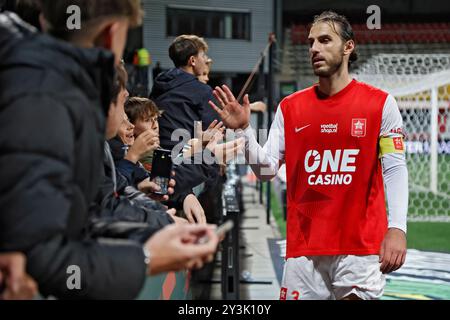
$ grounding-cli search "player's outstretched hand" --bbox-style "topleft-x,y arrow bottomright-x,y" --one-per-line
209,85 -> 251,130
379,228 -> 407,274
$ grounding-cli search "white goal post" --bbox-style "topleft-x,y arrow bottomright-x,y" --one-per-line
353,54 -> 450,221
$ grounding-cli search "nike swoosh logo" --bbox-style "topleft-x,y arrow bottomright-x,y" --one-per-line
295,124 -> 311,133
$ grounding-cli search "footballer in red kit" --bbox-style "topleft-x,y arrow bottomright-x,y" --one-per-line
210,11 -> 408,300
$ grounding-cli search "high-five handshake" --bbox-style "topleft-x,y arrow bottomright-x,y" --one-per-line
209,85 -> 251,130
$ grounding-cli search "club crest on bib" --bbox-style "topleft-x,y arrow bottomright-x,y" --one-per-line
351,118 -> 367,137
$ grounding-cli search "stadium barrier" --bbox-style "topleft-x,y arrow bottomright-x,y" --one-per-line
221,164 -> 243,300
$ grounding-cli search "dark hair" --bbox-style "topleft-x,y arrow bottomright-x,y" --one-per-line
168,35 -> 208,68
312,11 -> 358,66
2,0 -> 42,29
111,63 -> 128,103
39,0 -> 143,40
125,97 -> 161,124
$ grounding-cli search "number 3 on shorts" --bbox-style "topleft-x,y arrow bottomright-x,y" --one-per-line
280,287 -> 300,300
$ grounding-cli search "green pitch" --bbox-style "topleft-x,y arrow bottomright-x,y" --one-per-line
270,186 -> 450,252
408,155 -> 449,217
382,279 -> 450,300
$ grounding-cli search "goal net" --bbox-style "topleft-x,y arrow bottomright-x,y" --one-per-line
353,54 -> 450,222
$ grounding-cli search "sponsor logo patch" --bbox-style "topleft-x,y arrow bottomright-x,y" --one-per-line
321,123 -> 338,134
295,124 -> 311,133
304,149 -> 360,186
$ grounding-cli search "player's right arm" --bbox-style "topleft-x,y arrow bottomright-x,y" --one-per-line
209,85 -> 285,181
240,107 -> 285,180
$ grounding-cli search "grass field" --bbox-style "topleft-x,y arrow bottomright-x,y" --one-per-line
406,222 -> 450,252
407,155 -> 449,216
269,154 -> 449,251
270,185 -> 286,238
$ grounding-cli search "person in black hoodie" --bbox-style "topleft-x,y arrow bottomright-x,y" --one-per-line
0,1 -> 219,299
150,34 -> 220,151
150,35 -> 225,227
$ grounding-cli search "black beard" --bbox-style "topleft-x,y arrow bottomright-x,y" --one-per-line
313,57 -> 343,77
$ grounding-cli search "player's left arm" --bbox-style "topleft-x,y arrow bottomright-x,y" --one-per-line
378,94 -> 409,274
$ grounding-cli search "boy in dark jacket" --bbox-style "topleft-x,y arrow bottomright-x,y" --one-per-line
94,63 -> 181,231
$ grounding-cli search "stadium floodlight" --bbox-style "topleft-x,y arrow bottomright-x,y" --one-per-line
353,54 -> 450,222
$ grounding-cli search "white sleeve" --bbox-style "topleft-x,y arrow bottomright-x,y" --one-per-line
238,105 -> 285,181
380,95 -> 409,233
380,94 -> 404,138
382,154 -> 409,233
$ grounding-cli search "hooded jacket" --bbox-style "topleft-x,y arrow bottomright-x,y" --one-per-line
150,68 -> 220,150
150,68 -> 221,191
0,12 -> 147,299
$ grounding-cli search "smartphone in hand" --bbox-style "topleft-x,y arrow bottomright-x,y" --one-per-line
215,220 -> 234,238
150,148 -> 173,195
198,220 -> 234,244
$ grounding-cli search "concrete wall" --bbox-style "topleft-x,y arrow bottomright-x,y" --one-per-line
142,0 -> 273,73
